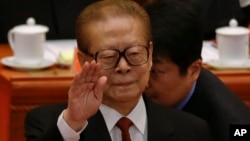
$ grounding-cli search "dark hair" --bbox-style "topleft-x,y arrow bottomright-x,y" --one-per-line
76,0 -> 152,54
146,0 -> 203,75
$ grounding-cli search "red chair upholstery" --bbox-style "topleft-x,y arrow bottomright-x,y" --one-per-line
0,75 -> 11,141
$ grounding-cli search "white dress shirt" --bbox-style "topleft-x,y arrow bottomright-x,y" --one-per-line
57,96 -> 147,141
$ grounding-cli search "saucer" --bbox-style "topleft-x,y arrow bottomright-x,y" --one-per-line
206,59 -> 250,70
1,56 -> 55,70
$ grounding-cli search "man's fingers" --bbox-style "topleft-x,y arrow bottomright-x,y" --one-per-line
85,60 -> 96,82
79,60 -> 100,83
94,76 -> 107,101
70,61 -> 102,98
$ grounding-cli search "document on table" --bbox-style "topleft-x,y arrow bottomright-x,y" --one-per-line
201,40 -> 219,64
44,39 -> 77,63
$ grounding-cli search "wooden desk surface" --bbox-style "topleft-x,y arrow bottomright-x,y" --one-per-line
1,44 -> 250,141
0,44 -> 74,141
0,44 -> 74,105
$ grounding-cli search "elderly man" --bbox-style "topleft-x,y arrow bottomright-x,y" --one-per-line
25,0 -> 212,141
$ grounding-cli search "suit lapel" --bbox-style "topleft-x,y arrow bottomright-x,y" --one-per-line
144,96 -> 176,141
80,110 -> 112,141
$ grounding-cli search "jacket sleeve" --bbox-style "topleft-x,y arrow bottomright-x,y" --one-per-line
24,104 -> 67,141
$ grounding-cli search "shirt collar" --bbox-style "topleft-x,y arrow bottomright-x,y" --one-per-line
99,96 -> 147,134
176,81 -> 196,110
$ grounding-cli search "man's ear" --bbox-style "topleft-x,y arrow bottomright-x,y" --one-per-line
189,59 -> 202,80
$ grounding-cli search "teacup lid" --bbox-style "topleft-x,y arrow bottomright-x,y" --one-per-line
215,19 -> 249,35
11,17 -> 49,34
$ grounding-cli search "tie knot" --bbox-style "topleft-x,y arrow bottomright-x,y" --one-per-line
116,117 -> 133,133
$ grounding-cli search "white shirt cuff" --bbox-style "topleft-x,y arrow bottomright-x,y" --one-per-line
57,110 -> 88,141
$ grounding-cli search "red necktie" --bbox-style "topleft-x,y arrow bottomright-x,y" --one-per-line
116,117 -> 133,141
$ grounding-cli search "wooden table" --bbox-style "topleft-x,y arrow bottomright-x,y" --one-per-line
0,44 -> 73,141
1,44 -> 250,141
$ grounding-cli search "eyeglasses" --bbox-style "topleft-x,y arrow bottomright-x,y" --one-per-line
91,45 -> 149,70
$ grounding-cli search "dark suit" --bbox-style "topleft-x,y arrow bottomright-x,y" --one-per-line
183,68 -> 250,141
25,96 -> 212,141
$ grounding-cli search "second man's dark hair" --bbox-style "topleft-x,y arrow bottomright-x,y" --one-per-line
146,0 -> 203,75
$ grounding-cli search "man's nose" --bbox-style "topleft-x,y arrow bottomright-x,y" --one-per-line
115,56 -> 131,73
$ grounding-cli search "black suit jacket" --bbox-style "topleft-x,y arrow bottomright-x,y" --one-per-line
25,96 -> 212,141
183,68 -> 250,141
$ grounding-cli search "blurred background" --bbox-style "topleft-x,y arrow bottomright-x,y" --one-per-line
0,0 -> 249,43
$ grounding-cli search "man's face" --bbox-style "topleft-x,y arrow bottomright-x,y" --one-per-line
78,16 -> 152,107
144,59 -> 194,107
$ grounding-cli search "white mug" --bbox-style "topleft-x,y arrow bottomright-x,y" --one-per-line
8,17 -> 49,65
216,19 -> 249,66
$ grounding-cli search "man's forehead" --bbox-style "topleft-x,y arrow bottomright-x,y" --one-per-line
153,57 -> 167,63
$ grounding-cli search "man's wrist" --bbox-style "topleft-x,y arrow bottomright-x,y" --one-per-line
63,109 -> 87,132
57,111 -> 88,141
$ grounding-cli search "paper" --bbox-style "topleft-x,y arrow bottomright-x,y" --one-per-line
44,39 -> 77,62
201,41 -> 219,63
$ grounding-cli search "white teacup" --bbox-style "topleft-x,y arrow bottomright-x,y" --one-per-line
216,19 -> 249,66
8,17 -> 49,65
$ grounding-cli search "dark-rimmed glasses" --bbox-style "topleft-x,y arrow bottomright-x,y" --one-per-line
89,45 -> 149,70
